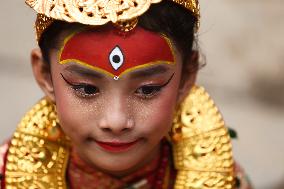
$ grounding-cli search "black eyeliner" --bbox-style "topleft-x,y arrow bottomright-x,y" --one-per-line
146,73 -> 175,89
139,73 -> 175,95
161,73 -> 175,88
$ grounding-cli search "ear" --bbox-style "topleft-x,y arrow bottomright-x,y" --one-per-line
177,51 -> 199,103
31,48 -> 56,102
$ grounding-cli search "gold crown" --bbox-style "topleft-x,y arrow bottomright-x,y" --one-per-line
26,0 -> 200,41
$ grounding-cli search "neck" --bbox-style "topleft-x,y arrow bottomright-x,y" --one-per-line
71,142 -> 161,178
68,142 -> 165,189
108,143 -> 161,178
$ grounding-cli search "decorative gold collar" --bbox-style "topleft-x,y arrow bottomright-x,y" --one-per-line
5,86 -> 235,188
5,99 -> 70,188
171,86 -> 235,188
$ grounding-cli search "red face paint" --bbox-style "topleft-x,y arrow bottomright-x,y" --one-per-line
59,26 -> 175,78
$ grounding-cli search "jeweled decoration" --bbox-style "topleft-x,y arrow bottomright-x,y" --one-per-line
26,0 -> 200,40
171,86 -> 235,189
5,98 -> 71,189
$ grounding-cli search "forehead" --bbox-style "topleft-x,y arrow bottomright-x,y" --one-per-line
59,26 -> 175,78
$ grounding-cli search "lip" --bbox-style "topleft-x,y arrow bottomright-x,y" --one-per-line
95,140 -> 140,153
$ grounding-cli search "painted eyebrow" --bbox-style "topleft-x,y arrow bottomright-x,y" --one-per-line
63,64 -> 104,79
129,65 -> 171,79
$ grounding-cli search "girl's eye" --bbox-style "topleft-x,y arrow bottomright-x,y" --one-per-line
61,73 -> 99,97
135,74 -> 175,99
135,85 -> 162,98
73,85 -> 99,97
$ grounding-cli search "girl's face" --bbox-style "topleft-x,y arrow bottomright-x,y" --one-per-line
35,26 -> 194,176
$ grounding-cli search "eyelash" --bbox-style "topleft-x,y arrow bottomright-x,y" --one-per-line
61,74 -> 99,98
135,85 -> 164,99
60,73 -> 174,99
135,73 -> 174,99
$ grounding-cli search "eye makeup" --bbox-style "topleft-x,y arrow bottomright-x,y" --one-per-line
134,73 -> 175,99
61,73 -> 100,98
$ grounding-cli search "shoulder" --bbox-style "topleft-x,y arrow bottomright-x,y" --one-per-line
0,142 -> 9,188
234,162 -> 253,189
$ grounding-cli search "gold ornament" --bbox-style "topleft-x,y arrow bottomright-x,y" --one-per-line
113,18 -> 139,32
35,14 -> 54,42
171,86 -> 235,189
5,98 -> 71,189
25,0 -> 200,41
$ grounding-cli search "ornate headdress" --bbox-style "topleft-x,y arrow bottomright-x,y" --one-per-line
25,0 -> 200,41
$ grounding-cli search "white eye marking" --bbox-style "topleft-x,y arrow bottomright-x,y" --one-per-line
109,46 -> 124,70
113,76 -> 120,80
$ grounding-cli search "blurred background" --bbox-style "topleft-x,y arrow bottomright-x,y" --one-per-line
0,0 -> 283,188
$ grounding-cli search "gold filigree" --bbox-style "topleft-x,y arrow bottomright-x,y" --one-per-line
113,18 -> 138,32
5,98 -> 71,189
25,0 -> 200,40
26,0 -> 162,25
35,14 -> 54,42
171,86 -> 235,189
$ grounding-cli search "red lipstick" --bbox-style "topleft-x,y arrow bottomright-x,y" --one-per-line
95,140 -> 139,153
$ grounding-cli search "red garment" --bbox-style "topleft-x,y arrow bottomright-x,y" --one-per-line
0,142 -> 8,189
67,140 -> 173,189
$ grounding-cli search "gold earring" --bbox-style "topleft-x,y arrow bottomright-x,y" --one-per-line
171,86 -> 235,189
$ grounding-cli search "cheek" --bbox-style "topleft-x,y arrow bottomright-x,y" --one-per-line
51,72 -> 95,143
134,77 -> 180,137
54,85 -> 85,140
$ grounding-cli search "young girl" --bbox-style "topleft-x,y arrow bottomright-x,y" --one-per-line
0,0 -> 252,188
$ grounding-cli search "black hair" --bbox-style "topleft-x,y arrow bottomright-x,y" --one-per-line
39,1 -> 199,72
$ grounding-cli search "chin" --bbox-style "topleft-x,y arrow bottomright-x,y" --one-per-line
87,152 -> 144,176
77,140 -> 158,176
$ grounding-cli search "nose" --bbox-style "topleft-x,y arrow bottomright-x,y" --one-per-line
98,98 -> 134,135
